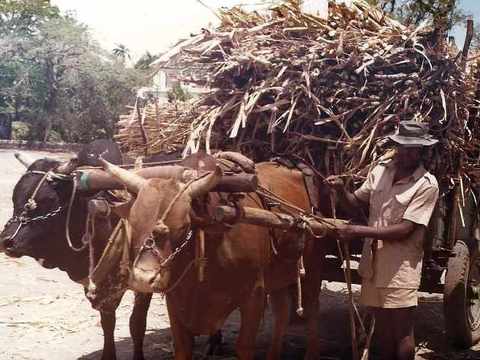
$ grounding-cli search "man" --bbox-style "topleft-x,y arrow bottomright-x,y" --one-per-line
326,121 -> 439,360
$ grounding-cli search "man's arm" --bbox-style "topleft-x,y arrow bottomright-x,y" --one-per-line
336,220 -> 422,242
324,176 -> 366,212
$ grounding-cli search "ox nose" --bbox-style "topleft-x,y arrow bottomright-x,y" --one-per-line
0,236 -> 16,253
3,237 -> 14,249
0,235 -> 9,251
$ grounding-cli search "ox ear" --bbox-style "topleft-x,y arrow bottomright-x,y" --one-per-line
56,156 -> 80,174
99,157 -> 146,194
14,152 -> 35,168
188,166 -> 222,199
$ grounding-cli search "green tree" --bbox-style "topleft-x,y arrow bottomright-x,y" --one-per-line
134,51 -> 159,70
0,0 -> 59,37
367,0 -> 464,29
0,5 -> 145,143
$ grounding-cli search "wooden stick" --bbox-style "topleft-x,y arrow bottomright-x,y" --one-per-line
213,205 -> 347,236
197,229 -> 206,282
462,17 -> 474,69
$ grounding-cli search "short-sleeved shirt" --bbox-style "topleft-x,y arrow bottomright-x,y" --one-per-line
354,160 -> 439,289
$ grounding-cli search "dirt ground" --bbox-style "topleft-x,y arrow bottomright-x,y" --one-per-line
1,149 -> 480,360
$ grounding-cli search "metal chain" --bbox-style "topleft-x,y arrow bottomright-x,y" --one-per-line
6,206 -> 64,227
2,169 -> 81,252
159,230 -> 193,268
3,206 -> 64,242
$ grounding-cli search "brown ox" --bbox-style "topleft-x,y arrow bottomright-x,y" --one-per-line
100,158 -> 326,360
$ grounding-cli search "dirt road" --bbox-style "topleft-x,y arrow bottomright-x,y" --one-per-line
0,149 -> 479,359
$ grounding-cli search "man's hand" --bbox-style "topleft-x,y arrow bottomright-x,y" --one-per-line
335,224 -> 358,241
324,175 -> 345,192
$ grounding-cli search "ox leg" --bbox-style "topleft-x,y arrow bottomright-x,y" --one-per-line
204,329 -> 223,356
236,280 -> 265,360
130,292 -> 153,360
267,288 -> 290,360
303,260 -> 322,360
100,311 -> 117,360
166,297 -> 194,360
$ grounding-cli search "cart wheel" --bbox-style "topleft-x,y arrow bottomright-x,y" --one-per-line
444,240 -> 480,347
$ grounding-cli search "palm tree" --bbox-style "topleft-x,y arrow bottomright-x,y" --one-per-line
112,43 -> 131,64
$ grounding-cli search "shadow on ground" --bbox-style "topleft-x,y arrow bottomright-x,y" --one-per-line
78,288 -> 480,360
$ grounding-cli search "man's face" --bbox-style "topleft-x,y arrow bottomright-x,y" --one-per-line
395,144 -> 423,167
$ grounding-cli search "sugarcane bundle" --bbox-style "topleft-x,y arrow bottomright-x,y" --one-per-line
118,0 -> 478,187
115,101 -> 198,156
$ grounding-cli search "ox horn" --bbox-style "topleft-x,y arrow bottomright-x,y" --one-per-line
14,152 -> 35,168
135,165 -> 185,180
56,156 -> 80,174
99,157 -> 146,193
188,166 -> 223,198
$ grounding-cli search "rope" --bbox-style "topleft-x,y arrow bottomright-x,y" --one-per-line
64,177 -> 88,252
255,166 -> 368,351
330,190 -> 359,360
158,176 -> 198,224
163,259 -> 196,294
296,255 -> 305,317
360,316 -> 375,360
5,170 -> 84,253
255,185 -> 339,228
26,171 -> 51,210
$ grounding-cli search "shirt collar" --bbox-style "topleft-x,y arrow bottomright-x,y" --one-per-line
411,164 -> 427,181
385,159 -> 426,184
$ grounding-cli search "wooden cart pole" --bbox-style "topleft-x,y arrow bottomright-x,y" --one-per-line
213,205 -> 347,236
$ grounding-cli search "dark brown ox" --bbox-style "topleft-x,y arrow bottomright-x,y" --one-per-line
102,157 -> 327,360
0,142 -> 210,360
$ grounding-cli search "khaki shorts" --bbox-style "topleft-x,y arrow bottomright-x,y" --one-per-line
360,279 -> 417,308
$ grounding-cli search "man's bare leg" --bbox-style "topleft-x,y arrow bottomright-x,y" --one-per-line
392,307 -> 415,360
373,308 -> 396,360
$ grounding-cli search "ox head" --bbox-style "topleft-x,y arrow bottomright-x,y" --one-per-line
99,158 -> 221,292
0,140 -> 122,281
0,156 -> 82,269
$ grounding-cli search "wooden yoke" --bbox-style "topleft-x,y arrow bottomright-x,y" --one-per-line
78,169 -> 258,193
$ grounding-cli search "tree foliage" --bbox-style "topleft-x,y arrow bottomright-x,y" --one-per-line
134,51 -> 159,70
367,0 -> 465,30
0,0 -> 59,36
0,0 -> 146,143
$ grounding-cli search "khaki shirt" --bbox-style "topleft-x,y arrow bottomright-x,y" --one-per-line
354,160 -> 439,289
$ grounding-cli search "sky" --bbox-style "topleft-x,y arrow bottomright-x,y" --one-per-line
50,0 -> 260,60
50,0 -> 480,61
452,0 -> 480,48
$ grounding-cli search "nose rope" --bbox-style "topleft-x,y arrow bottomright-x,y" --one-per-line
132,175 -> 199,274
135,172 -> 215,292
157,173 -> 208,225
2,170 -> 86,252
3,171 -> 52,243
26,171 -> 50,210
64,177 -> 88,252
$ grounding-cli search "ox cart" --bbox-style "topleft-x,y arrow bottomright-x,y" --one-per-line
84,153 -> 480,351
